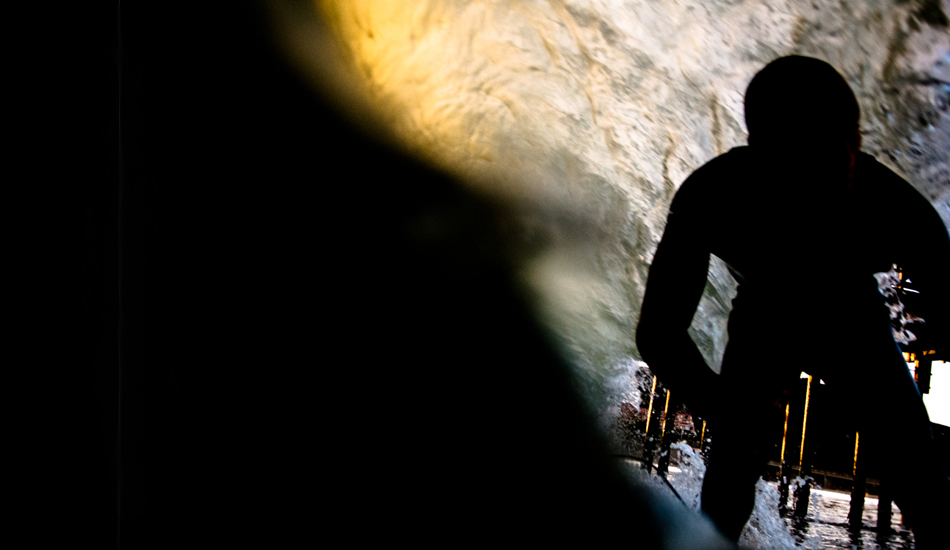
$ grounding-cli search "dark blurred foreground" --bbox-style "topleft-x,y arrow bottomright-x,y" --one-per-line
41,2 -> 736,547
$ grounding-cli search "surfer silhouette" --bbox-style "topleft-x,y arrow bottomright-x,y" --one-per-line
636,55 -> 950,547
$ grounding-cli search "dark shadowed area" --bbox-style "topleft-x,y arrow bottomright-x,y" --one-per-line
55,2 -> 735,547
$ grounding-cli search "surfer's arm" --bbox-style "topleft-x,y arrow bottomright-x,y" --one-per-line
636,207 -> 723,420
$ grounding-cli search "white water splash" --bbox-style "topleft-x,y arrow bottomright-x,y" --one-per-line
618,446 -> 915,548
666,441 -> 706,511
603,357 -> 646,415
623,444 -> 799,548
738,478 -> 799,549
664,444 -> 797,548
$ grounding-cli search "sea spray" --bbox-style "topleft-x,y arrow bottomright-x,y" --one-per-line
737,478 -> 799,549
620,442 -> 805,548
664,444 -> 798,548
666,441 -> 706,511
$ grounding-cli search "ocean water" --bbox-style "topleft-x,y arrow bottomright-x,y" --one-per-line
622,443 -> 915,549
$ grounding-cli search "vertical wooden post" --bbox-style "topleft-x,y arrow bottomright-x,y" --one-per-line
699,420 -> 711,464
642,376 -> 658,471
778,403 -> 791,516
877,481 -> 893,541
793,477 -> 811,518
657,391 -> 676,476
780,402 -> 790,466
848,431 -> 866,531
660,390 -> 672,439
852,431 -> 860,476
794,375 -> 814,518
644,376 -> 657,434
798,375 -> 813,473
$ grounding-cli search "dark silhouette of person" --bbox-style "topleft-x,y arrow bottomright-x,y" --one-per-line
636,55 -> 950,547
